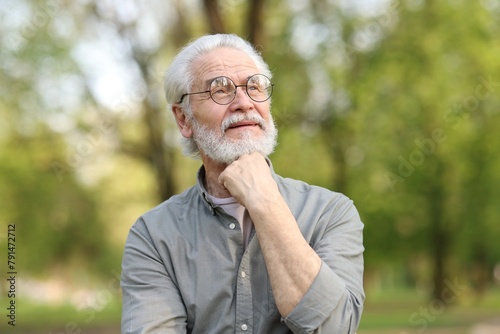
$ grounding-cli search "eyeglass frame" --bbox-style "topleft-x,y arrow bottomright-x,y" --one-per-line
177,74 -> 274,105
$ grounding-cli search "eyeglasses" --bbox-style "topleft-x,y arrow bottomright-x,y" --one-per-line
178,74 -> 274,105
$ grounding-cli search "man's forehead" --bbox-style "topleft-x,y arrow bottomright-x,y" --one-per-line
192,48 -> 259,83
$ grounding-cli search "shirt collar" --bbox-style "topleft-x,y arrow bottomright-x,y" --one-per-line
196,157 -> 277,215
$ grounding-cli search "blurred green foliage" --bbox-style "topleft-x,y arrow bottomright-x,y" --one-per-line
0,125 -> 119,277
1,0 -> 499,306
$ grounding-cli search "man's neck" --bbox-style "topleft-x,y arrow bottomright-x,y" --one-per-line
201,153 -> 272,198
202,157 -> 233,198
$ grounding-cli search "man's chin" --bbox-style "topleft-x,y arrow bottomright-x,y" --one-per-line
209,150 -> 252,166
224,129 -> 265,142
194,129 -> 276,165
207,147 -> 270,166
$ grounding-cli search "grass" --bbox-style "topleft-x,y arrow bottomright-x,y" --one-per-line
0,297 -> 121,331
358,287 -> 500,333
1,287 -> 499,333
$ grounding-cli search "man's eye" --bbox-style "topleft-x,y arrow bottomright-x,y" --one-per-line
248,84 -> 265,92
212,87 -> 230,95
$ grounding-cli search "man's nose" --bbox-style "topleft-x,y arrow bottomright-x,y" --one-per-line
230,86 -> 254,111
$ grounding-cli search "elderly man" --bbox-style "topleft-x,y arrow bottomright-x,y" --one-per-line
121,34 -> 364,334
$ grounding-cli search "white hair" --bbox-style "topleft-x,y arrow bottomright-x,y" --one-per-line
164,34 -> 271,106
164,34 -> 273,158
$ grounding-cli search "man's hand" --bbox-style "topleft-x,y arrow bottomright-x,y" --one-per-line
218,152 -> 279,209
219,152 -> 322,317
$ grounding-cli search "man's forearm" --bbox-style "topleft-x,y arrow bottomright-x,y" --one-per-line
247,194 -> 322,317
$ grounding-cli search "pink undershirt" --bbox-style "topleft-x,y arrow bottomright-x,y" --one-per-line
208,195 -> 253,247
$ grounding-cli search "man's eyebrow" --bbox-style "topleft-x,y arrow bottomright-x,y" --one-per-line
203,76 -> 227,87
202,76 -> 228,87
203,75 -> 256,87
203,77 -> 217,87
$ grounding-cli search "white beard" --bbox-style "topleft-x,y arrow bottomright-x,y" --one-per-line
190,111 -> 278,165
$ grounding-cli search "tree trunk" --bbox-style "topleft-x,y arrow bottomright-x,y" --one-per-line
143,99 -> 176,201
429,159 -> 449,302
203,0 -> 226,33
247,0 -> 266,47
320,114 -> 350,194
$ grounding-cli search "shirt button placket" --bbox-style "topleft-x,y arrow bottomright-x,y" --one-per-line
236,252 -> 253,333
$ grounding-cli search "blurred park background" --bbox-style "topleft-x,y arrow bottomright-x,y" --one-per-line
1,0 -> 500,333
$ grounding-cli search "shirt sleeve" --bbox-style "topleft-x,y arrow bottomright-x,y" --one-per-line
121,218 -> 188,334
282,196 -> 365,334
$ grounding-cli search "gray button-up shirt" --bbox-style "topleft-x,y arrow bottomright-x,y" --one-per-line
121,164 -> 364,333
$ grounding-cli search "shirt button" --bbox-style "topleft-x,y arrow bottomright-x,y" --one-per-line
229,223 -> 236,229
241,324 -> 248,331
241,271 -> 246,278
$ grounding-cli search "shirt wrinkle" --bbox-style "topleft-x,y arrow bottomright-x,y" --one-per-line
121,160 -> 364,334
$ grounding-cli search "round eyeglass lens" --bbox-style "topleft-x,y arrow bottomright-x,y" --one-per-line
208,75 -> 273,105
247,74 -> 273,102
209,77 -> 236,104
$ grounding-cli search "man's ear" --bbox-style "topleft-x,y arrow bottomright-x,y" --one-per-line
172,104 -> 193,138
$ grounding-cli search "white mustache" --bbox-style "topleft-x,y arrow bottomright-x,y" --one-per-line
221,112 -> 267,132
